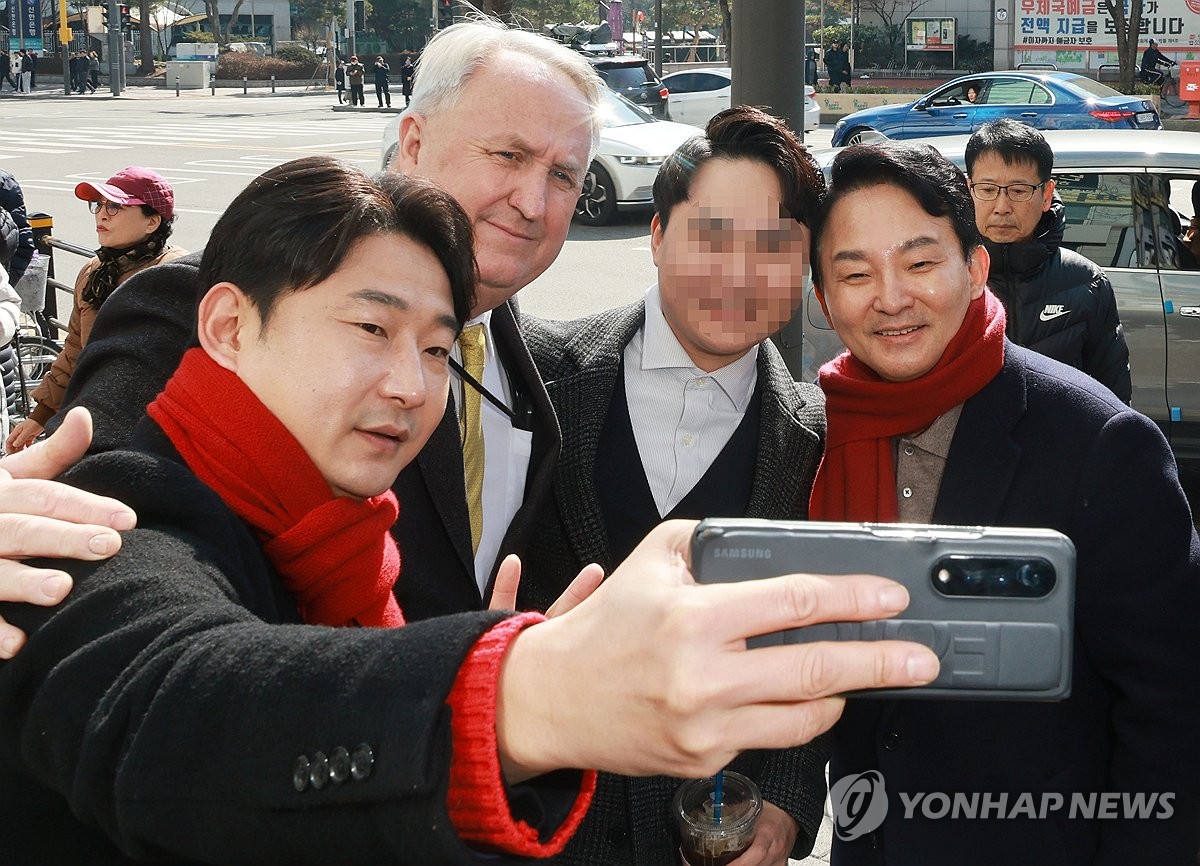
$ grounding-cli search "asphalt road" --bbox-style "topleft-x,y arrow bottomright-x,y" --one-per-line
1,87 -> 836,322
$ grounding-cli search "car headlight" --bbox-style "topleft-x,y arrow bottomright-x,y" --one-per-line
617,155 -> 667,166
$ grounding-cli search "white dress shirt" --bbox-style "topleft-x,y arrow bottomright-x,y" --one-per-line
451,310 -> 532,593
623,286 -> 760,517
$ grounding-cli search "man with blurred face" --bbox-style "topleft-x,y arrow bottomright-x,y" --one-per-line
810,140 -> 1200,866
521,106 -> 828,866
966,119 -> 1130,401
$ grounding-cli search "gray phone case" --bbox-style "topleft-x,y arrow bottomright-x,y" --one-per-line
693,519 -> 1075,701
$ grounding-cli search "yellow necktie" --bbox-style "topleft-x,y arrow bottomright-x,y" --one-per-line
458,324 -> 486,554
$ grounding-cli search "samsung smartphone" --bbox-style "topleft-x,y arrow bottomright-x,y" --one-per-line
693,519 -> 1075,700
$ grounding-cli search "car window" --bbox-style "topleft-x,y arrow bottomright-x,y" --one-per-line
1056,172 -> 1164,270
666,73 -> 698,93
694,72 -> 729,92
980,80 -> 1047,105
1067,77 -> 1125,99
930,82 -> 978,105
602,65 -> 655,90
597,90 -> 657,127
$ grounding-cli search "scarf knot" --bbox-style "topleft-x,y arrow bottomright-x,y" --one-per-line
809,291 -> 1007,522
148,348 -> 405,628
83,233 -> 167,309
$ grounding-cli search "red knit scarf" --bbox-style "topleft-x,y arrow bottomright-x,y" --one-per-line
809,290 -> 1006,522
147,348 -> 405,628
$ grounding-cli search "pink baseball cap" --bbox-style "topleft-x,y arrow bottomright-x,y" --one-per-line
75,167 -> 175,222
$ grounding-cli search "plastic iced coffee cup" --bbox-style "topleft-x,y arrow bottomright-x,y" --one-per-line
673,771 -> 762,866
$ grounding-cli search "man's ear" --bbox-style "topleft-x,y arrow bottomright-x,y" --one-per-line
649,212 -> 665,267
1041,178 -> 1056,214
395,113 -> 425,173
967,244 -> 991,300
196,282 -> 258,373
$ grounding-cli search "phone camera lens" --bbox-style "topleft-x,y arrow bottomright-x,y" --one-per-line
1018,563 -> 1046,592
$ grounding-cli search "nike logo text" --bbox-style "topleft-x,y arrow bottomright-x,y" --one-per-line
1040,305 -> 1070,322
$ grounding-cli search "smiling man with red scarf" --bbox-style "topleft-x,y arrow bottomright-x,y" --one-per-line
810,142 -> 1200,866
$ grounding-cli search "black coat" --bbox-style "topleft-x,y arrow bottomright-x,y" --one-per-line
521,300 -> 830,865
0,422 -> 579,865
0,168 -> 35,283
830,344 -> 1200,866
53,254 -> 562,621
984,200 -> 1132,403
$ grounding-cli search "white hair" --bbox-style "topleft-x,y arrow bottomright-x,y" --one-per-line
409,19 -> 604,159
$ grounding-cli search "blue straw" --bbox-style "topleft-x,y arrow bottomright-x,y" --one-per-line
712,770 -> 724,822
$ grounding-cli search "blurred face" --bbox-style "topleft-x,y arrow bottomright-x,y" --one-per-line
652,158 -> 809,372
394,52 -> 593,315
969,151 -> 1054,244
229,234 -> 458,499
93,201 -> 160,249
817,182 -> 988,383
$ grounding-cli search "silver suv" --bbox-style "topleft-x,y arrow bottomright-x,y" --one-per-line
785,130 -> 1200,469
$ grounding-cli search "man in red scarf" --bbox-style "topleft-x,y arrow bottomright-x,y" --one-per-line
810,141 -> 1200,865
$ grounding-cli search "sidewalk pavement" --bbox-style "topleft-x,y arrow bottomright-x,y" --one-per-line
0,82 -> 337,100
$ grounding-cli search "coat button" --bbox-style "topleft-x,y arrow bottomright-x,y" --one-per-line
883,731 -> 901,751
350,743 -> 375,781
901,487 -> 913,499
309,751 -> 330,790
292,755 -> 311,792
330,746 -> 352,784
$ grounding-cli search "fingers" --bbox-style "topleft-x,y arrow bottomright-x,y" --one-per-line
0,620 -> 27,660
0,473 -> 136,536
1,406 -> 91,480
488,554 -> 522,612
545,563 -> 605,618
0,513 -> 125,561
0,559 -> 73,604
709,638 -> 939,707
4,419 -> 40,454
696,573 -> 913,643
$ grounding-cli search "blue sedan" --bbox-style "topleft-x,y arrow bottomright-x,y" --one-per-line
831,71 -> 1162,147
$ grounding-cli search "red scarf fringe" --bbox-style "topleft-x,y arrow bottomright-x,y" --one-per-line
148,348 -> 405,628
810,291 -> 1006,522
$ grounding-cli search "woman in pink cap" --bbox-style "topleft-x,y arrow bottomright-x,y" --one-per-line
6,167 -> 186,452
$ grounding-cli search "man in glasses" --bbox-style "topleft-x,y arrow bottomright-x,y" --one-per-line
965,120 -> 1130,401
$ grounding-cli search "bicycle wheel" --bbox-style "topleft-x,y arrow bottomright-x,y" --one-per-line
1162,77 -> 1184,108
15,333 -> 60,395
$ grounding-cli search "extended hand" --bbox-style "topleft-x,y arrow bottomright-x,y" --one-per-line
727,801 -> 798,866
0,407 -> 137,657
496,520 -> 939,781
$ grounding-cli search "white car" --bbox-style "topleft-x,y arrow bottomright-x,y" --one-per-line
379,89 -> 701,227
660,67 -> 820,134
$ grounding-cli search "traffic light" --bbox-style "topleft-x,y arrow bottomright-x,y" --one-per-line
353,0 -> 365,31
437,0 -> 453,31
101,4 -> 109,28
119,4 -> 131,31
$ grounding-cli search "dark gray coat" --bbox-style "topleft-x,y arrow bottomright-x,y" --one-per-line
521,300 -> 830,865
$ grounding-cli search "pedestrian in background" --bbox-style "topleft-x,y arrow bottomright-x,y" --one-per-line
346,54 -> 365,106
25,49 -> 37,90
965,119 -> 1131,402
88,50 -> 100,91
0,51 -> 16,92
334,59 -> 345,103
373,55 -> 391,108
400,54 -> 414,106
6,168 -> 186,453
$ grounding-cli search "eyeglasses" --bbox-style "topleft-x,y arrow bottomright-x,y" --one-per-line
969,182 -> 1045,203
87,200 -> 125,216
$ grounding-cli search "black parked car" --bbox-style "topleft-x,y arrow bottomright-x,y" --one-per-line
589,54 -> 670,119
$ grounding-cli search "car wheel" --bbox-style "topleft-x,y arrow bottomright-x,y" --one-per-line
843,127 -> 877,145
575,162 -> 618,226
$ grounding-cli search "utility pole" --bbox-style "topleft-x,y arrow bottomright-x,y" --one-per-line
107,0 -> 120,95
345,0 -> 355,58
58,0 -> 71,95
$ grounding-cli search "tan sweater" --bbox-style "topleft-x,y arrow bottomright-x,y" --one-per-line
29,244 -> 186,425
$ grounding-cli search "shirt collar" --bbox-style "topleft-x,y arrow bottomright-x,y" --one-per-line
638,285 -> 760,411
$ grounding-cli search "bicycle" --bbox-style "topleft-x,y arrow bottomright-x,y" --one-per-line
1141,61 -> 1184,109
